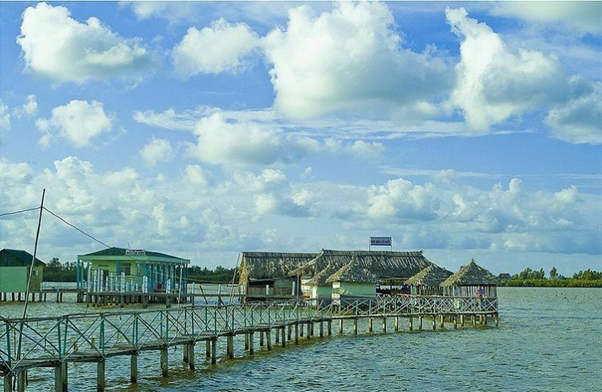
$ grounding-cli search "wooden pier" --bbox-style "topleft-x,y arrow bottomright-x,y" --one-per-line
1,295 -> 498,391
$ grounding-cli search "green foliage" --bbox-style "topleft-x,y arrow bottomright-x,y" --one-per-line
572,269 -> 602,280
513,267 -> 545,280
187,265 -> 238,283
502,278 -> 602,288
44,258 -> 77,282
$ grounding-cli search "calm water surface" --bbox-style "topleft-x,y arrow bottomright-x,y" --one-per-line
1,287 -> 600,391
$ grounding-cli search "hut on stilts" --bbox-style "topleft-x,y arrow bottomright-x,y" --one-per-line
404,264 -> 453,295
440,259 -> 500,298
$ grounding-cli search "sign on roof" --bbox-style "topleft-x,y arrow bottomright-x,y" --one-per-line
370,237 -> 392,246
125,249 -> 146,256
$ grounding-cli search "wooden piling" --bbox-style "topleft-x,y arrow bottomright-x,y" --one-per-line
3,375 -> 12,392
97,360 -> 105,392
227,334 -> 234,358
211,338 -> 217,365
266,330 -> 272,351
188,343 -> 196,370
160,347 -> 168,377
249,332 -> 255,355
294,322 -> 299,344
338,319 -> 344,335
382,317 -> 387,334
16,371 -> 26,392
394,316 -> 399,332
368,317 -> 373,334
130,353 -> 138,384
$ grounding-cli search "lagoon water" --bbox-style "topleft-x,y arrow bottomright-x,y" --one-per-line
1,287 -> 601,391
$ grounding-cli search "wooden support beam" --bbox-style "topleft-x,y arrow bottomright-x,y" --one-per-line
97,360 -> 105,392
211,339 -> 217,365
188,343 -> 195,371
3,375 -> 12,392
249,332 -> 255,355
227,335 -> 234,358
130,353 -> 138,384
382,317 -> 387,334
160,347 -> 168,377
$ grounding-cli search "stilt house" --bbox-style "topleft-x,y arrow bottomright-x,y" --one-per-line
440,259 -> 500,298
405,264 -> 453,295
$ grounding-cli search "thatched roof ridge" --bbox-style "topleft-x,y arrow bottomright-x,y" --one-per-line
240,252 -> 318,280
440,260 -> 500,286
325,258 -> 378,284
405,264 -> 453,287
302,249 -> 434,285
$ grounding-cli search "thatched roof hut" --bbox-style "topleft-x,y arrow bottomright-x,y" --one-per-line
405,264 -> 453,295
441,259 -> 499,297
295,249 -> 433,285
239,252 -> 318,282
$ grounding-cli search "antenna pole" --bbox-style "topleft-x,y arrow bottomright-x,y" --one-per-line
22,188 -> 45,319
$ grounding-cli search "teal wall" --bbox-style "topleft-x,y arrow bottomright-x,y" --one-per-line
0,266 -> 43,292
334,282 -> 376,297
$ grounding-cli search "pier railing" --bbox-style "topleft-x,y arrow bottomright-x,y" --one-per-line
0,295 -> 496,376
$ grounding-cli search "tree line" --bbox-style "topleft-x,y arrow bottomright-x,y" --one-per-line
502,267 -> 602,287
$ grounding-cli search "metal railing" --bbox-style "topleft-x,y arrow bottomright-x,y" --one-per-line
0,295 -> 497,375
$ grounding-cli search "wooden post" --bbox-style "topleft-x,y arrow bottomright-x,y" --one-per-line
294,323 -> 299,345
188,343 -> 195,371
382,317 -> 387,334
183,343 -> 189,363
432,316 -> 436,330
97,360 -> 105,392
227,334 -> 234,358
353,318 -> 358,335
495,315 -> 499,327
394,317 -> 399,332
418,316 -> 423,330
3,375 -> 12,392
439,315 -> 444,329
130,353 -> 138,384
61,362 -> 68,392
327,320 -> 332,336
205,340 -> 211,359
368,317 -> 373,334
160,347 -> 168,377
266,330 -> 272,351
211,339 -> 217,365
409,316 -> 413,331
281,327 -> 286,347
300,323 -> 304,337
454,315 -> 458,329
16,371 -> 26,392
319,320 -> 324,337
259,331 -> 264,347
249,332 -> 255,355
461,314 -> 465,327
54,365 -> 62,392
244,333 -> 249,350
287,324 -> 292,341
339,319 -> 344,335
275,328 -> 280,344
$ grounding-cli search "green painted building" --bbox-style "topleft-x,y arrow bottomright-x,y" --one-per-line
0,249 -> 45,293
77,247 -> 190,293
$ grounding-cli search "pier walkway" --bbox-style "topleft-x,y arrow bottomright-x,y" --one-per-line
1,295 -> 498,391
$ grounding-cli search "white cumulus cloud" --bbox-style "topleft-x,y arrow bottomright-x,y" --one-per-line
187,112 -> 320,167
545,79 -> 602,144
140,138 -> 175,166
490,2 -> 602,35
446,7 -> 566,132
262,2 -> 452,119
0,100 -> 10,132
17,2 -> 153,83
12,95 -> 38,119
173,19 -> 259,77
36,100 -> 114,148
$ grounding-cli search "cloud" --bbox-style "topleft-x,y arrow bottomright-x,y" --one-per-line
367,178 -> 440,222
172,19 -> 259,77
262,2 -> 452,119
490,2 -> 602,35
446,7 -> 566,132
35,100 -> 114,148
12,95 -> 38,119
0,100 -> 10,132
126,2 -> 202,24
233,169 -> 319,218
545,79 -> 602,144
182,164 -> 213,188
140,138 -> 175,166
17,2 -> 153,83
187,112 -> 320,167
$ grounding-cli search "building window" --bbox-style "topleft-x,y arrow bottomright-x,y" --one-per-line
118,263 -> 131,276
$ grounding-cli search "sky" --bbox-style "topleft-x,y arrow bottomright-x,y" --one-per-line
0,1 -> 600,276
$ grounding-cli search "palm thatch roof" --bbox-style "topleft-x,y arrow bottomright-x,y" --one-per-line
296,249 -> 434,285
405,264 -> 453,287
440,259 -> 500,287
239,252 -> 318,282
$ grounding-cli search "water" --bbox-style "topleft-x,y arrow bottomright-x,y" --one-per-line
1,287 -> 600,391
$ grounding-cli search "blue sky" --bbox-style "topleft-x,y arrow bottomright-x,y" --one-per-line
0,1 -> 600,276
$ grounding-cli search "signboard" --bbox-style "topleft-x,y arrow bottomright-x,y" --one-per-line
125,249 -> 146,256
370,237 -> 392,246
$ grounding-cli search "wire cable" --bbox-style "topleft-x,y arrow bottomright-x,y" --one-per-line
0,206 -> 40,218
